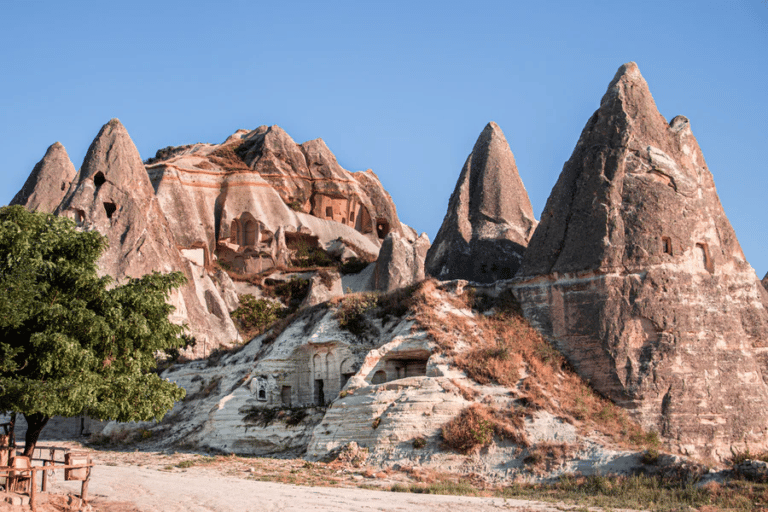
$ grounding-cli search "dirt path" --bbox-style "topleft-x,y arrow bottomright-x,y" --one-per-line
51,465 -> 564,512
10,443 -> 588,512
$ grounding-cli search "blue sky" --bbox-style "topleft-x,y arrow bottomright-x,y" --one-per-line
2,1 -> 766,275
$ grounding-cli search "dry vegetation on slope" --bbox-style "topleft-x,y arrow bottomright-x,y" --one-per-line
395,279 -> 660,455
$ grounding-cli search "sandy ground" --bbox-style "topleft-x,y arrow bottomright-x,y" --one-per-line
51,467 -> 569,512
0,442 -> 619,512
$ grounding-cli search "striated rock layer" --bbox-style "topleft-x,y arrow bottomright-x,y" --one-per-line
146,125 -> 402,271
514,63 -> 768,461
425,122 -> 537,283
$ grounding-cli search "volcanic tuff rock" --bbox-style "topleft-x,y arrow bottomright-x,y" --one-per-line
425,122 -> 537,283
374,231 -> 430,292
13,120 -> 415,354
10,142 -> 77,212
514,62 -> 768,461
53,119 -> 240,351
145,125 -> 399,273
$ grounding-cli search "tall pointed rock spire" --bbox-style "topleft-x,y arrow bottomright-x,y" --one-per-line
425,122 -> 536,283
57,119 -> 240,350
11,142 -> 76,212
515,63 -> 768,460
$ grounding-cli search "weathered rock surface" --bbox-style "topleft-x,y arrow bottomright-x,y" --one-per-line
514,62 -> 768,461
763,272 -> 767,291
146,126 -> 397,274
374,232 -> 430,292
54,119 -> 240,352
425,122 -> 537,283
11,142 -> 77,212
301,269 -> 344,308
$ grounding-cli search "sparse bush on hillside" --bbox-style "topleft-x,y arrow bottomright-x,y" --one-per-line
240,405 -> 312,427
273,277 -> 311,310
231,294 -> 283,339
441,404 -> 527,454
291,238 -> 336,268
339,257 -> 370,275
336,292 -> 380,336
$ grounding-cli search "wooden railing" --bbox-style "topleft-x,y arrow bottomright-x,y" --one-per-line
0,446 -> 92,512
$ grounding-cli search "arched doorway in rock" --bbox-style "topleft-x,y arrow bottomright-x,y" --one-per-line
231,219 -> 241,245
371,370 -> 387,385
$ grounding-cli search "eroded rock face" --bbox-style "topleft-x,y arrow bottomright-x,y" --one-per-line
11,142 -> 77,212
54,119 -> 240,352
514,63 -> 768,461
425,122 -> 537,283
374,232 -> 430,292
146,125 -> 399,273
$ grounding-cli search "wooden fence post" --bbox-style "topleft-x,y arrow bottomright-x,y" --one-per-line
29,468 -> 37,512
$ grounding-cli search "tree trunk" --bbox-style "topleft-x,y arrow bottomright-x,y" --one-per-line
8,412 -> 16,448
22,413 -> 49,458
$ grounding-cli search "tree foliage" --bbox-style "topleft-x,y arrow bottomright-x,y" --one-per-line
0,206 -> 187,453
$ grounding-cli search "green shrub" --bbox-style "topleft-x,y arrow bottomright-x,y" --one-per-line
339,257 -> 370,275
273,277 -> 311,310
336,292 -> 379,336
231,295 -> 283,338
413,436 -> 427,449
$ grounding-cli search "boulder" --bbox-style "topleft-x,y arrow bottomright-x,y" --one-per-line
11,142 -> 77,212
514,63 -> 768,461
374,232 -> 430,292
425,122 -> 537,283
301,269 -> 344,308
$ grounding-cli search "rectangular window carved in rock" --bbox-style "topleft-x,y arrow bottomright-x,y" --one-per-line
662,236 -> 673,255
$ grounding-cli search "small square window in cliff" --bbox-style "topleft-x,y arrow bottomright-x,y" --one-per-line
662,236 -> 673,255
93,172 -> 106,187
257,389 -> 266,401
326,206 -> 333,218
103,202 -> 117,219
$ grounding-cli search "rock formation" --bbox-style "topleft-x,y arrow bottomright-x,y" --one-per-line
146,125 -> 399,274
514,62 -> 768,460
49,119 -> 240,352
11,142 -> 77,212
763,272 -> 767,291
11,120 -> 415,355
374,232 -> 430,292
425,122 -> 537,283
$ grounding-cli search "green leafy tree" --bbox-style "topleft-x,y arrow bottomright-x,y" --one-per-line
0,205 -> 187,456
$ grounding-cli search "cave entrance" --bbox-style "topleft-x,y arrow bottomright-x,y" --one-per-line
375,219 -> 390,240
390,357 -> 428,379
103,202 -> 117,219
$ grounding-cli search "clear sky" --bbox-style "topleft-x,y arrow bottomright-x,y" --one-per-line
2,1 -> 766,275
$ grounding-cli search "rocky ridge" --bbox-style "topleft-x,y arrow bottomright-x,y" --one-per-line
11,120 -> 426,355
